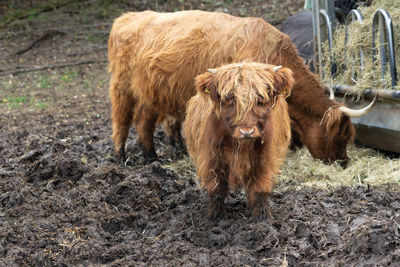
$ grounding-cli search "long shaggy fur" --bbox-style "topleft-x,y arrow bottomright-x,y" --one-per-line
108,10 -> 354,162
183,62 -> 293,217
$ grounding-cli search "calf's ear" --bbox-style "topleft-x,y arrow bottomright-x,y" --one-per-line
272,66 -> 294,98
195,71 -> 220,102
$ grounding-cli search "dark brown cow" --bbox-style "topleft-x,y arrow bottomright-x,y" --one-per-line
281,10 -> 315,72
183,62 -> 294,219
108,10 -> 373,164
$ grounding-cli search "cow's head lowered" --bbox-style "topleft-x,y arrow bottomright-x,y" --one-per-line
195,62 -> 294,146
289,82 -> 376,167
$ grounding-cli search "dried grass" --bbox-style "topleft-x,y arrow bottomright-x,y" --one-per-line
163,158 -> 197,180
164,145 -> 400,191
322,0 -> 400,94
279,145 -> 400,191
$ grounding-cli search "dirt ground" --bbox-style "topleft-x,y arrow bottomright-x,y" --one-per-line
1,1 -> 400,266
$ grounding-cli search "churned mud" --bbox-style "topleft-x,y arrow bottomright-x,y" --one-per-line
1,1 -> 400,266
2,110 -> 400,266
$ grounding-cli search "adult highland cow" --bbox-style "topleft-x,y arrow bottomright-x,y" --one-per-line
108,10 -> 374,165
183,62 -> 294,219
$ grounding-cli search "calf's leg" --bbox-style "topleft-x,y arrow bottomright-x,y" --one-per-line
206,178 -> 228,220
246,178 -> 274,221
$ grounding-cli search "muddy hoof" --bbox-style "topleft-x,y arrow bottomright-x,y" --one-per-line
114,148 -> 126,163
253,207 -> 273,222
208,206 -> 227,221
207,195 -> 227,221
141,146 -> 158,163
253,193 -> 273,222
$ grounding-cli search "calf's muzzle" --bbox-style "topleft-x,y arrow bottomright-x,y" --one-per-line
233,126 -> 261,139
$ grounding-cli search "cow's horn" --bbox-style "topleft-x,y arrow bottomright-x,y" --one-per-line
273,65 -> 282,71
339,95 -> 377,117
328,86 -> 335,100
208,68 -> 217,75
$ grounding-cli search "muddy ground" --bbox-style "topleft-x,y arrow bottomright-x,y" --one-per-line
1,1 -> 400,266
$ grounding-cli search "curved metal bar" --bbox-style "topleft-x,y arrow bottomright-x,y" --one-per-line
344,9 -> 364,77
371,9 -> 397,88
319,9 -> 335,76
331,84 -> 400,101
319,9 -> 333,51
345,9 -> 363,44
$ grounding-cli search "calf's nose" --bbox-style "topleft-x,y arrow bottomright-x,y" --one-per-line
239,128 -> 255,138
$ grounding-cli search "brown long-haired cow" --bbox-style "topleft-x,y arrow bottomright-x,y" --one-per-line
183,62 -> 294,219
108,10 -> 374,165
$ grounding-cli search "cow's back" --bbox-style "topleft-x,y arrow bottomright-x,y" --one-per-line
108,10 -> 284,117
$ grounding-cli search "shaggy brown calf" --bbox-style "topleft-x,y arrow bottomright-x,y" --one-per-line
108,10 -> 373,164
183,62 -> 294,219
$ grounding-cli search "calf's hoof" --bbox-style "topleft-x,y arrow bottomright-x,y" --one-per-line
114,148 -> 126,163
207,195 -> 227,221
141,146 -> 158,163
252,193 -> 273,222
253,206 -> 273,222
207,206 -> 227,221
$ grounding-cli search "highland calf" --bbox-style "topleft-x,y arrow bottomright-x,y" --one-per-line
108,10 -> 374,165
183,62 -> 294,220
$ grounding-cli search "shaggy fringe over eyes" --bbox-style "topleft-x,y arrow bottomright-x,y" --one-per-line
213,62 -> 277,123
323,107 -> 354,148
323,108 -> 343,147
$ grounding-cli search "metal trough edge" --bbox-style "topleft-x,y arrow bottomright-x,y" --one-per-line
328,84 -> 400,153
331,84 -> 400,101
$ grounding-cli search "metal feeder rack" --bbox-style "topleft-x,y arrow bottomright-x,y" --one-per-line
311,0 -> 400,153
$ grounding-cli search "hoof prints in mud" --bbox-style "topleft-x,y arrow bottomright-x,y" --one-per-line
2,118 -> 400,266
7,0 -> 396,264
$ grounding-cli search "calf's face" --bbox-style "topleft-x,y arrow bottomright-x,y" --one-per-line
195,63 -> 294,142
218,92 -> 270,141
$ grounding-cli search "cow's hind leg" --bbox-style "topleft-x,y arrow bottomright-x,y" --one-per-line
160,116 -> 185,151
133,104 -> 158,162
110,84 -> 135,161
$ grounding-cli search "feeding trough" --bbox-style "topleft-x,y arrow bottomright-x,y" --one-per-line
310,0 -> 400,153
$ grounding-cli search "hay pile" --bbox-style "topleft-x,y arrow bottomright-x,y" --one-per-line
279,146 -> 400,190
164,146 -> 400,191
323,0 -> 400,93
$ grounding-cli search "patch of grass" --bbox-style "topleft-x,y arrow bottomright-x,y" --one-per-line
83,80 -> 89,89
35,101 -> 48,109
87,33 -> 103,43
79,9 -> 90,24
1,79 -> 14,91
40,75 -> 50,88
61,68 -> 77,83
1,0 -> 74,28
4,95 -> 29,108
26,11 -> 38,21
37,12 -> 49,23
2,95 -> 53,110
